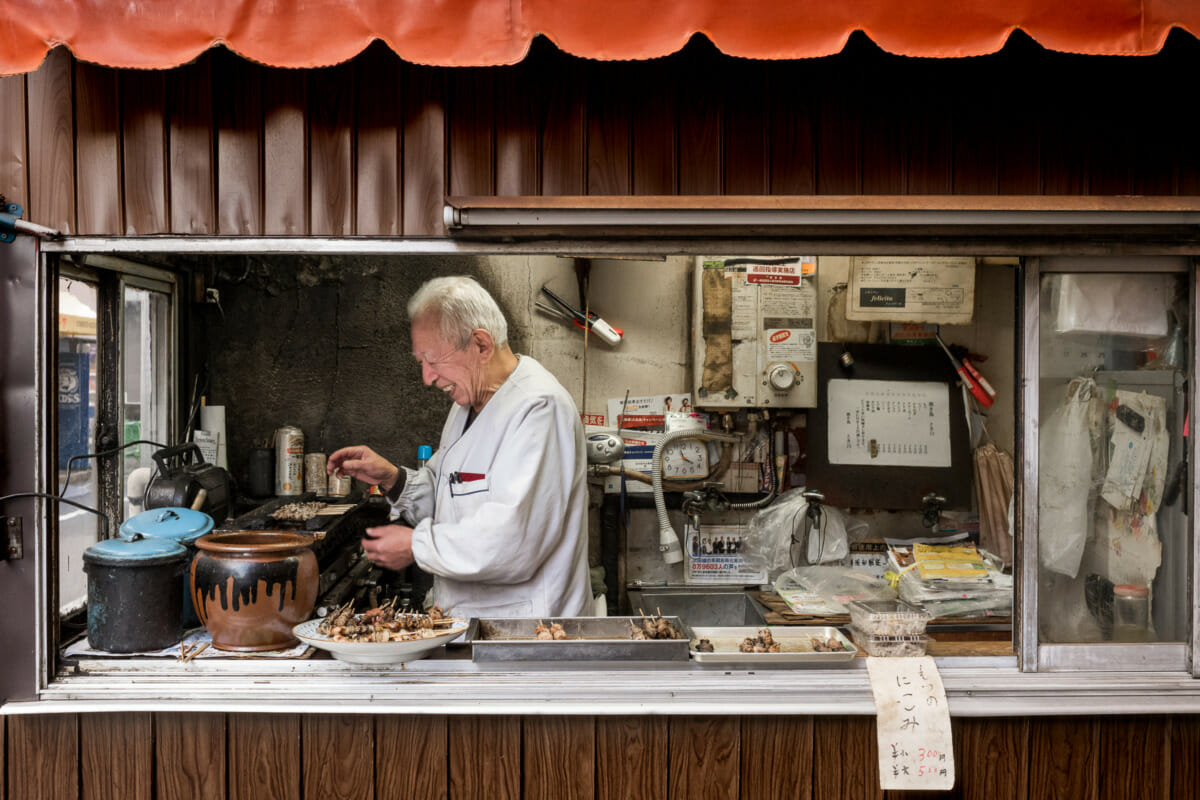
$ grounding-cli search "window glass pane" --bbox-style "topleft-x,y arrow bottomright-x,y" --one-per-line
1038,273 -> 1189,644
57,278 -> 99,614
122,286 -> 172,519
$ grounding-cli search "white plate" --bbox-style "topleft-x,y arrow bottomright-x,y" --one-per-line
292,618 -> 469,664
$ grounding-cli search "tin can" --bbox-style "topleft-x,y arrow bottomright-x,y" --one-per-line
304,453 -> 327,495
274,425 -> 305,496
327,472 -> 351,497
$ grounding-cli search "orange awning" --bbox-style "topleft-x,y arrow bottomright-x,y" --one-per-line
2,0 -> 1198,75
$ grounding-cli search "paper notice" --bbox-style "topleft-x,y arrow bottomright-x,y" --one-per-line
847,256 -> 976,324
193,430 -> 219,465
827,379 -> 952,467
867,656 -> 955,792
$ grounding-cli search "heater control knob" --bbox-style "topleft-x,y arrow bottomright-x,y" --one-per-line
767,363 -> 796,392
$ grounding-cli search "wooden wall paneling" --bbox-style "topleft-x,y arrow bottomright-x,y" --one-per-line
1028,717 -> 1098,800
812,717 -> 883,800
995,47 -> 1042,195
596,716 -> 668,800
309,62 -> 355,236
155,712 -> 226,800
814,55 -> 861,195
120,70 -> 167,234
494,57 -> 540,196
903,60 -> 953,195
741,717 -> 813,800
354,43 -> 401,235
1170,716 -> 1200,798
523,717 -> 594,800
448,67 -> 495,198
538,43 -> 586,196
401,63 -> 446,235
74,61 -> 124,234
168,51 -> 215,234
630,58 -> 677,195
262,67 -> 309,235
228,713 -> 301,800
302,715 -> 374,800
722,61 -> 769,195
1085,60 -> 1134,196
215,50 -> 264,235
448,717 -> 520,800
586,61 -> 632,196
857,54 -> 905,195
667,717 -> 738,800
676,39 -> 723,195
81,713 -> 151,800
8,714 -> 78,800
25,47 -> 75,233
949,61 -> 999,196
0,74 -> 28,209
376,715 -> 448,800
1039,54 -> 1090,195
1098,717 -> 1169,800
954,717 -> 1027,800
768,61 -> 816,195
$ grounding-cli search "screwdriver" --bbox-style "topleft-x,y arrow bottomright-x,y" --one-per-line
934,333 -> 994,407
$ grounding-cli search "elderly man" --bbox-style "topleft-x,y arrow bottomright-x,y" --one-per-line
328,276 -> 591,619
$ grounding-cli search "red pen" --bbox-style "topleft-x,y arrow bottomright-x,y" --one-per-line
934,334 -> 994,407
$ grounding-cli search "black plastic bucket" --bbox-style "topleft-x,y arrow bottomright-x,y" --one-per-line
82,534 -> 188,652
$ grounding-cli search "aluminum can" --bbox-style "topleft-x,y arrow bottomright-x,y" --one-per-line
304,452 -> 327,495
274,425 -> 305,495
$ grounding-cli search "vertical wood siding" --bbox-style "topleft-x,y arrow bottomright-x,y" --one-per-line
9,35 -> 1200,237
6,714 -> 1194,799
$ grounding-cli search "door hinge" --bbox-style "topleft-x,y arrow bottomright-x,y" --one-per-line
2,516 -> 23,560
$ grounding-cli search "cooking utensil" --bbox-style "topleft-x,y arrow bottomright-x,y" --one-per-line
687,625 -> 858,665
468,616 -> 689,662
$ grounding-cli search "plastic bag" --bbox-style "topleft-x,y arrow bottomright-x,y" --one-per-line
1038,377 -> 1096,578
746,489 -> 856,580
773,565 -> 896,614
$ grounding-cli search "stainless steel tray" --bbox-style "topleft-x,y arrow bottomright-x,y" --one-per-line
468,616 -> 689,662
688,626 -> 858,665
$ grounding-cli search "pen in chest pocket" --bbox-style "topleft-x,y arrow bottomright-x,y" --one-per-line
449,471 -> 486,484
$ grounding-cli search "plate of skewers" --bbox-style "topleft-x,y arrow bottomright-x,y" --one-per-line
293,601 -> 469,664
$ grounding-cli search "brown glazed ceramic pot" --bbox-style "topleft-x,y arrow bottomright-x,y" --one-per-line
190,531 -> 318,651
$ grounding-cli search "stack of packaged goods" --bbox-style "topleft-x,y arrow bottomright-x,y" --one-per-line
886,540 -> 1012,618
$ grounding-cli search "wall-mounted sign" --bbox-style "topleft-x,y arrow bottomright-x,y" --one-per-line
847,256 -> 975,324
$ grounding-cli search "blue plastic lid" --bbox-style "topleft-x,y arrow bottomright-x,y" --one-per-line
83,535 -> 188,566
418,445 -> 433,461
120,507 -> 214,545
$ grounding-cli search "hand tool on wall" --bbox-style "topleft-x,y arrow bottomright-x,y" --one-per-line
536,285 -> 623,345
934,333 -> 995,407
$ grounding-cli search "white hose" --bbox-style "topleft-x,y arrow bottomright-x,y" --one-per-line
652,429 -> 743,564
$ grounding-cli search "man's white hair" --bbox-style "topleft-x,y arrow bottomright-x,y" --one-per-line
407,275 -> 509,348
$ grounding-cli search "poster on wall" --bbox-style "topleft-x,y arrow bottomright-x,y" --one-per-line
827,379 -> 952,468
846,256 -> 975,324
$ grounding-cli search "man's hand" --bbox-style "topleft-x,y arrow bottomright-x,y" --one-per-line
361,524 -> 416,571
327,445 -> 401,491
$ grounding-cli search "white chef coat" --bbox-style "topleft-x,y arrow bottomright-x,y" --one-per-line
387,355 -> 592,619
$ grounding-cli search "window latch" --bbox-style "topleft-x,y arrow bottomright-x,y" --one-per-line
1,516 -> 23,561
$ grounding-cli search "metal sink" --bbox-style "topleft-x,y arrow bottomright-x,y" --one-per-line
626,590 -> 768,628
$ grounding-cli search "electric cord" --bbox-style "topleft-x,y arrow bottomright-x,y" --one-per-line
0,492 -> 113,538
60,439 -> 168,498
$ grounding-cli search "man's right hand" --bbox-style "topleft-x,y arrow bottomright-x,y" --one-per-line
327,445 -> 401,492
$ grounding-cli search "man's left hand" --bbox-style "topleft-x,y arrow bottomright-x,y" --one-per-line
361,524 -> 416,571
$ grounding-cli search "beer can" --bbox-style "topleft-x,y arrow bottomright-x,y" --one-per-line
304,452 -> 327,495
327,471 -> 351,497
274,425 -> 305,495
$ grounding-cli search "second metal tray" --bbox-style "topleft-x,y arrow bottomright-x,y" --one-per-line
468,616 -> 690,662
688,626 -> 858,664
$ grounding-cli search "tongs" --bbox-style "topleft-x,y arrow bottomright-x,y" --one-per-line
536,285 -> 623,346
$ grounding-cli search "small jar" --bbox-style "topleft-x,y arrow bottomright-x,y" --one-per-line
1111,584 -> 1151,642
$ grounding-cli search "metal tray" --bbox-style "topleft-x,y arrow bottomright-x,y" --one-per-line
468,617 -> 690,662
688,626 -> 858,665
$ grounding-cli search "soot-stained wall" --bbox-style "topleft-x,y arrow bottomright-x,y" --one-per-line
195,254 -> 526,489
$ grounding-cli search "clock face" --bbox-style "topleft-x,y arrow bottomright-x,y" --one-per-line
663,438 -> 709,479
